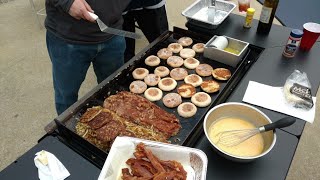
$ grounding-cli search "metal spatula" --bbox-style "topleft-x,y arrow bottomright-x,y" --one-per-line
216,117 -> 296,147
88,12 -> 142,39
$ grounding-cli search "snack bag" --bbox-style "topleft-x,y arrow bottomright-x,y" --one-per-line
283,70 -> 313,109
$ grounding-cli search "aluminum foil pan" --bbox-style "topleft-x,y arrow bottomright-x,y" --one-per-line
182,0 -> 236,29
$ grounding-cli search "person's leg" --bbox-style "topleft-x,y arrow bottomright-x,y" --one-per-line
135,6 -> 169,43
46,31 -> 95,114
122,11 -> 137,63
92,35 -> 126,83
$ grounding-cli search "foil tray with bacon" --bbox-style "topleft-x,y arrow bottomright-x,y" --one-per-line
76,91 -> 181,150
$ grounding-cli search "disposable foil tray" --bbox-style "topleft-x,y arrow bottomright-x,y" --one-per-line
182,0 -> 236,29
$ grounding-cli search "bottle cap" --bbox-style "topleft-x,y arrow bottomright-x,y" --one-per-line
246,8 -> 255,15
290,29 -> 303,38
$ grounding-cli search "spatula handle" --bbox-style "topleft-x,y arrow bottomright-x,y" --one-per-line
263,117 -> 296,131
88,12 -> 98,20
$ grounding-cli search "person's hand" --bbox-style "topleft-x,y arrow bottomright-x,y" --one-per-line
69,0 -> 95,22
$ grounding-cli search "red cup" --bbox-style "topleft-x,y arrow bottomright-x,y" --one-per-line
299,22 -> 320,51
238,0 -> 250,12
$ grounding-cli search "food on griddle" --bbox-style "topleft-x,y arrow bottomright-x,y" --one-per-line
167,56 -> 184,68
154,66 -> 170,78
157,48 -> 172,60
177,102 -> 197,118
168,42 -> 183,53
183,57 -> 200,69
179,48 -> 196,59
195,64 -> 213,77
76,107 -> 167,150
144,87 -> 163,102
144,74 -> 161,86
158,77 -> 177,91
191,92 -> 212,107
212,68 -> 232,81
145,55 -> 161,67
132,68 -> 149,80
177,84 -> 196,98
170,68 -> 188,81
201,80 -> 220,93
122,143 -> 187,180
184,74 -> 203,87
103,91 -> 181,138
129,80 -> 147,94
192,43 -> 205,53
162,93 -> 182,108
178,36 -> 193,47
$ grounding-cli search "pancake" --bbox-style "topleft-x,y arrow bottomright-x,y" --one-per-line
195,64 -> 213,77
132,68 -> 149,80
184,57 -> 200,69
170,68 -> 188,81
178,37 -> 193,47
144,87 -> 163,102
212,68 -> 232,81
184,74 -> 203,87
168,43 -> 183,53
179,48 -> 196,59
154,66 -> 170,77
157,48 -> 173,60
192,43 -> 205,53
144,74 -> 161,86
177,84 -> 196,98
201,80 -> 220,93
191,92 -> 212,107
145,55 -> 160,66
162,93 -> 182,108
158,77 -> 177,91
167,56 -> 184,68
129,80 -> 147,94
177,102 -> 197,118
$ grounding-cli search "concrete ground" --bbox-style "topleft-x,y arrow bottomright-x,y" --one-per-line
0,0 -> 319,179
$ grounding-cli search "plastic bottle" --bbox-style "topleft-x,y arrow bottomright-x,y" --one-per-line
243,8 -> 255,28
283,29 -> 303,58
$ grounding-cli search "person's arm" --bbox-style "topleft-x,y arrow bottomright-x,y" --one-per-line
48,0 -> 95,22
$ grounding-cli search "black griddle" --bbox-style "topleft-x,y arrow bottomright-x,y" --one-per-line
48,27 -> 263,168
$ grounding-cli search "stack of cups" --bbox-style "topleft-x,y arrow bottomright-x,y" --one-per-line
299,22 -> 320,51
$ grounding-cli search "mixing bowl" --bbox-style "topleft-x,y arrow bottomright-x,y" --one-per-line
203,102 -> 276,162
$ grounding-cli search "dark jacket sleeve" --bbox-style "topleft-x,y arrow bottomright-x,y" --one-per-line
126,0 -> 163,11
47,0 -> 74,13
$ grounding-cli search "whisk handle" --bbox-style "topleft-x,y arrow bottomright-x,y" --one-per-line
263,117 -> 296,132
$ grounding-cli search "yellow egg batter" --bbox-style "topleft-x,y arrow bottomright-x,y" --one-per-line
209,117 -> 264,157
224,47 -> 240,55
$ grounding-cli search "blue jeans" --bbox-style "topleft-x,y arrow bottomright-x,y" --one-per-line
46,31 -> 125,115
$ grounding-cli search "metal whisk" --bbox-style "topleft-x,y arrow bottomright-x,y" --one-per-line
216,117 -> 296,147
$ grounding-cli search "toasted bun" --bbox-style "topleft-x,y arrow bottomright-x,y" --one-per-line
201,80 -> 220,93
158,77 -> 177,91
195,64 -> 213,77
184,57 -> 200,69
184,74 -> 203,87
179,48 -> 196,59
145,55 -> 160,66
129,80 -> 147,94
177,84 -> 196,98
132,68 -> 149,80
168,43 -> 183,53
167,56 -> 184,68
191,92 -> 212,107
178,37 -> 193,47
162,93 -> 182,108
192,43 -> 205,53
212,68 -> 232,81
144,87 -> 163,101
144,74 -> 161,86
154,66 -> 170,77
157,48 -> 173,59
177,102 -> 197,118
170,68 -> 188,81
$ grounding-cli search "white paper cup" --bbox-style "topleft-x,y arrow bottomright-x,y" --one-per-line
210,36 -> 228,50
